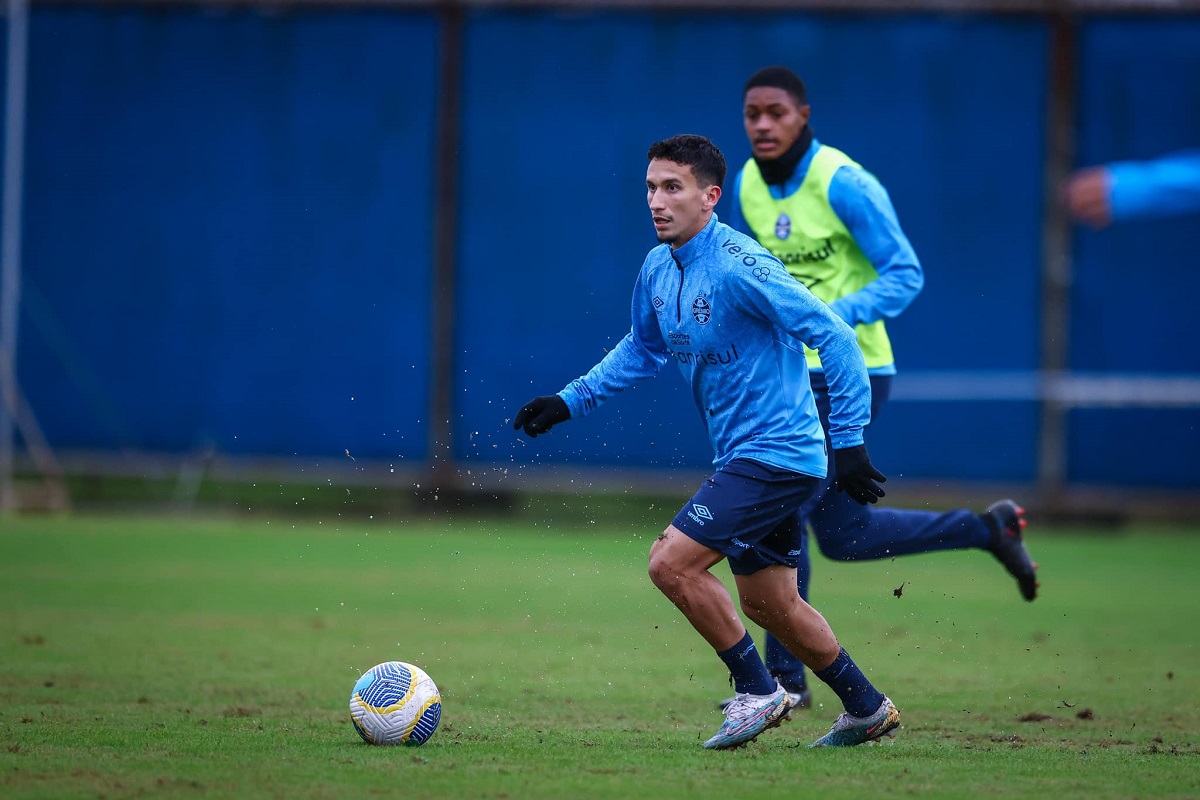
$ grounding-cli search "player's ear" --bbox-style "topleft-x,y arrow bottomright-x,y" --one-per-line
704,183 -> 722,210
798,104 -> 812,126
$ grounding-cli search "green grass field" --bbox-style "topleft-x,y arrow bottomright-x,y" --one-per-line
2,509 -> 1198,799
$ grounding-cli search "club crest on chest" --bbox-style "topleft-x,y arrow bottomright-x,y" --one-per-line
775,213 -> 792,240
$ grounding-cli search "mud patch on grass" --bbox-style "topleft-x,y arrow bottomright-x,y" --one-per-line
220,706 -> 261,718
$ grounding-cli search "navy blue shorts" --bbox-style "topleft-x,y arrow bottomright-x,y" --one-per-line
671,458 -> 822,576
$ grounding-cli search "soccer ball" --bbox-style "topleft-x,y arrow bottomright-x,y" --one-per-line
349,661 -> 442,746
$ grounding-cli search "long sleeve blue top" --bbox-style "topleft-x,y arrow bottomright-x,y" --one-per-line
557,214 -> 872,477
726,139 -> 924,358
1108,149 -> 1200,221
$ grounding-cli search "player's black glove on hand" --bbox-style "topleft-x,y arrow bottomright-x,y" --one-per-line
833,444 -> 887,505
513,395 -> 570,438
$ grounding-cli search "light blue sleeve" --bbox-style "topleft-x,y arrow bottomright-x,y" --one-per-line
826,165 -> 924,327
557,264 -> 669,418
726,263 -> 870,449
1109,150 -> 1200,221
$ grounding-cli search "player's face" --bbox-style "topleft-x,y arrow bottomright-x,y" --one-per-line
646,159 -> 721,248
743,87 -> 810,160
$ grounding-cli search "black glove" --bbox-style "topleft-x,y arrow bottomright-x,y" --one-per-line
833,444 -> 887,505
513,395 -> 570,438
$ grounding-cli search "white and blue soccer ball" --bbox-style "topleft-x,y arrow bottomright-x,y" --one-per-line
349,661 -> 442,746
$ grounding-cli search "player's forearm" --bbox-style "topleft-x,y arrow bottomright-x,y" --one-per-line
800,313 -> 870,448
1110,151 -> 1200,221
559,331 -> 664,418
828,263 -> 923,326
829,167 -> 924,325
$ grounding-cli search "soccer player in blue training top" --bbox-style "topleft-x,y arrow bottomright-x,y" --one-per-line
513,134 -> 901,749
1062,149 -> 1200,229
720,66 -> 1039,714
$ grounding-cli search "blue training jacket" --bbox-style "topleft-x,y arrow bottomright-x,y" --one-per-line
557,214 -> 871,477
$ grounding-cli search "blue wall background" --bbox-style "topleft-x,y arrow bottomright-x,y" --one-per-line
18,6 -> 439,460
7,6 -> 1200,489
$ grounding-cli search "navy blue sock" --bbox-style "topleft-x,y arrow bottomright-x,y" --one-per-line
717,631 -> 777,696
813,648 -> 885,718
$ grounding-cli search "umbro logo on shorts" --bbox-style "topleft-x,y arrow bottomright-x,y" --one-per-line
686,503 -> 715,527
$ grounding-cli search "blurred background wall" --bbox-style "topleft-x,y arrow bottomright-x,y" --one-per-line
3,0 -> 1199,516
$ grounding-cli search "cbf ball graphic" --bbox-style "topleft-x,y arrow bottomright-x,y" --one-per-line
349,661 -> 442,746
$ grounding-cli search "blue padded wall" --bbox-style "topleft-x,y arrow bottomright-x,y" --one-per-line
8,6 -> 1197,489
17,6 -> 438,459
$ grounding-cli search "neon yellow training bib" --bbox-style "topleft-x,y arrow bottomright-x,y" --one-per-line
739,145 -> 894,371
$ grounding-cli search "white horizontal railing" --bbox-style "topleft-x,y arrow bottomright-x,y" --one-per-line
891,370 -> 1200,408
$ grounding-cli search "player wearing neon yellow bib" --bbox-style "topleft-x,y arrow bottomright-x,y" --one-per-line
717,67 -> 1039,715
736,143 -> 899,374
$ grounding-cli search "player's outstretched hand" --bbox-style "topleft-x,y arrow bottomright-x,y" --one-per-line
513,395 -> 570,438
833,444 -> 887,505
1062,166 -> 1114,229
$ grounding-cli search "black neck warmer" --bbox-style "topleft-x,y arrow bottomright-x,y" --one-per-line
753,125 -> 814,187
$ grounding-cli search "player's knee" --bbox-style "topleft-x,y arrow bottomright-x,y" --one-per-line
738,595 -> 772,629
647,540 -> 679,593
741,605 -> 772,630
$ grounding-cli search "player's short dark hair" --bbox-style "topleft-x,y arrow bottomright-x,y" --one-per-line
743,66 -> 808,106
646,134 -> 727,190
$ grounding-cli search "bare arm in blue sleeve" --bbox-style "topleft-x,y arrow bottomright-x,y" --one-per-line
1064,149 -> 1200,228
826,165 -> 925,327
